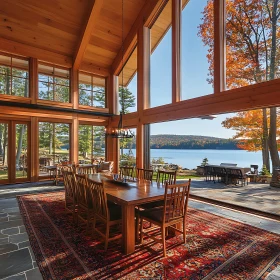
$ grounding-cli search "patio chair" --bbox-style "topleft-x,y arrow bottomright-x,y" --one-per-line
90,179 -> 122,251
205,165 -> 216,182
213,166 -> 227,183
227,168 -> 248,186
246,165 -> 258,182
139,180 -> 191,257
136,168 -> 154,182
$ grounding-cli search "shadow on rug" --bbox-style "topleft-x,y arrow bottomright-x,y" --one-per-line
17,191 -> 280,279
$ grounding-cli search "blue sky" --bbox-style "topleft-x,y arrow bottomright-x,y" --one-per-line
126,0 -> 236,139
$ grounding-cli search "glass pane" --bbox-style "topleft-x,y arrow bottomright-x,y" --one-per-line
0,123 -> 8,180
182,0 -> 214,99
38,122 -> 70,173
79,73 -> 91,84
93,126 -> 105,159
119,128 -> 136,167
12,77 -> 29,97
93,86 -> 105,108
55,84 -> 69,102
55,67 -> 69,79
79,82 -> 92,91
12,68 -> 29,79
15,124 -> 28,179
225,0 -> 280,90
54,77 -> 69,86
38,81 -> 54,100
150,0 -> 172,108
79,89 -> 92,106
78,125 -> 93,163
0,74 -> 8,94
118,47 -> 137,112
39,74 -> 53,83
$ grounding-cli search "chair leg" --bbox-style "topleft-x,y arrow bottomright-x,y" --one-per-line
183,220 -> 186,243
104,223 -> 109,251
135,211 -> 140,243
162,225 -> 166,257
140,217 -> 144,244
91,216 -> 96,238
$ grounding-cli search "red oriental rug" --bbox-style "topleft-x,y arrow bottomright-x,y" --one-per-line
18,191 -> 280,280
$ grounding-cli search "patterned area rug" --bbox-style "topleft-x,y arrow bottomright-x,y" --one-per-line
18,191 -> 280,280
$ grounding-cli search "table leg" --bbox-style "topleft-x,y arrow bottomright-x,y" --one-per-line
122,204 -> 135,254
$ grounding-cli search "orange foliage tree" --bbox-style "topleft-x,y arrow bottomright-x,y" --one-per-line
199,0 -> 280,182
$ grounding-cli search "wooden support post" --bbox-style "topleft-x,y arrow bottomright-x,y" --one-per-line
30,117 -> 39,182
172,0 -> 181,103
29,58 -> 38,104
214,0 -> 225,93
71,117 -> 79,164
71,69 -> 79,109
107,74 -> 119,171
137,26 -> 151,169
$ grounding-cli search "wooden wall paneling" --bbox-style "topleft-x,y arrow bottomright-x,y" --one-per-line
79,62 -> 110,77
71,117 -> 79,164
0,38 -> 72,67
172,0 -> 181,103
111,0 -> 168,75
30,117 -> 39,182
71,68 -> 79,109
214,0 -> 225,93
73,0 -> 104,69
29,57 -> 38,104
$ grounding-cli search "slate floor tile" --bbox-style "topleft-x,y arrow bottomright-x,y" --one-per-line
0,243 -> 18,255
0,220 -> 23,231
2,227 -> 19,236
9,233 -> 28,244
0,248 -> 33,279
0,198 -> 18,211
4,273 -> 26,280
19,225 -> 26,233
0,237 -> 9,245
18,241 -> 30,249
0,216 -> 9,222
25,268 -> 43,280
0,212 -> 8,218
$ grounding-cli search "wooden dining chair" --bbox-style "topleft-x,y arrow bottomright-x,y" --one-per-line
75,165 -> 96,175
156,169 -> 177,184
89,179 -> 122,251
136,168 -> 154,182
120,166 -> 134,177
75,174 -> 94,233
139,179 -> 191,257
61,169 -> 77,222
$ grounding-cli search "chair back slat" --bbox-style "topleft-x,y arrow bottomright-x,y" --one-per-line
89,179 -> 109,220
136,168 -> 153,182
120,166 -> 134,177
61,169 -> 76,198
75,174 -> 90,207
76,165 -> 96,175
163,180 -> 191,223
156,170 -> 176,185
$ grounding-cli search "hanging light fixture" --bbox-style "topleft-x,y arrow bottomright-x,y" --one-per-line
105,0 -> 134,139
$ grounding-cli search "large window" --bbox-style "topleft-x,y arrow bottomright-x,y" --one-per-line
38,122 -> 70,172
118,47 -> 137,113
225,0 -> 280,90
0,54 -> 29,97
79,74 -> 106,108
150,0 -> 172,108
78,125 -> 105,163
182,0 -> 214,99
119,128 -> 136,167
38,64 -> 70,103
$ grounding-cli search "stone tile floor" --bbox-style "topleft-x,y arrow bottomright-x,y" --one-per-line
0,181 -> 279,279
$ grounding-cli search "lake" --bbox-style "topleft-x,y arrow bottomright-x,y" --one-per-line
123,149 -> 263,169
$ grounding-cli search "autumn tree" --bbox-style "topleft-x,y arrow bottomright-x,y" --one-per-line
199,0 -> 280,184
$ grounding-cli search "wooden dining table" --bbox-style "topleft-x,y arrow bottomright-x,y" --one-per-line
87,173 -> 166,254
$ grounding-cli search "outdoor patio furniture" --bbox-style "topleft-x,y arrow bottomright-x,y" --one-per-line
246,165 -> 259,182
220,163 -> 237,167
213,166 -> 227,183
205,165 -> 216,182
227,168 -> 248,186
139,180 -> 191,257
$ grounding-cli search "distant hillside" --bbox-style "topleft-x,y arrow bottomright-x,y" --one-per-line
124,134 -> 240,150
149,134 -> 240,150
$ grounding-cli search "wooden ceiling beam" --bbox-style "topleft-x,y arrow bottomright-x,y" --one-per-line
111,0 -> 168,75
73,0 -> 104,70
142,79 -> 280,124
0,38 -> 72,67
79,61 -> 110,77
